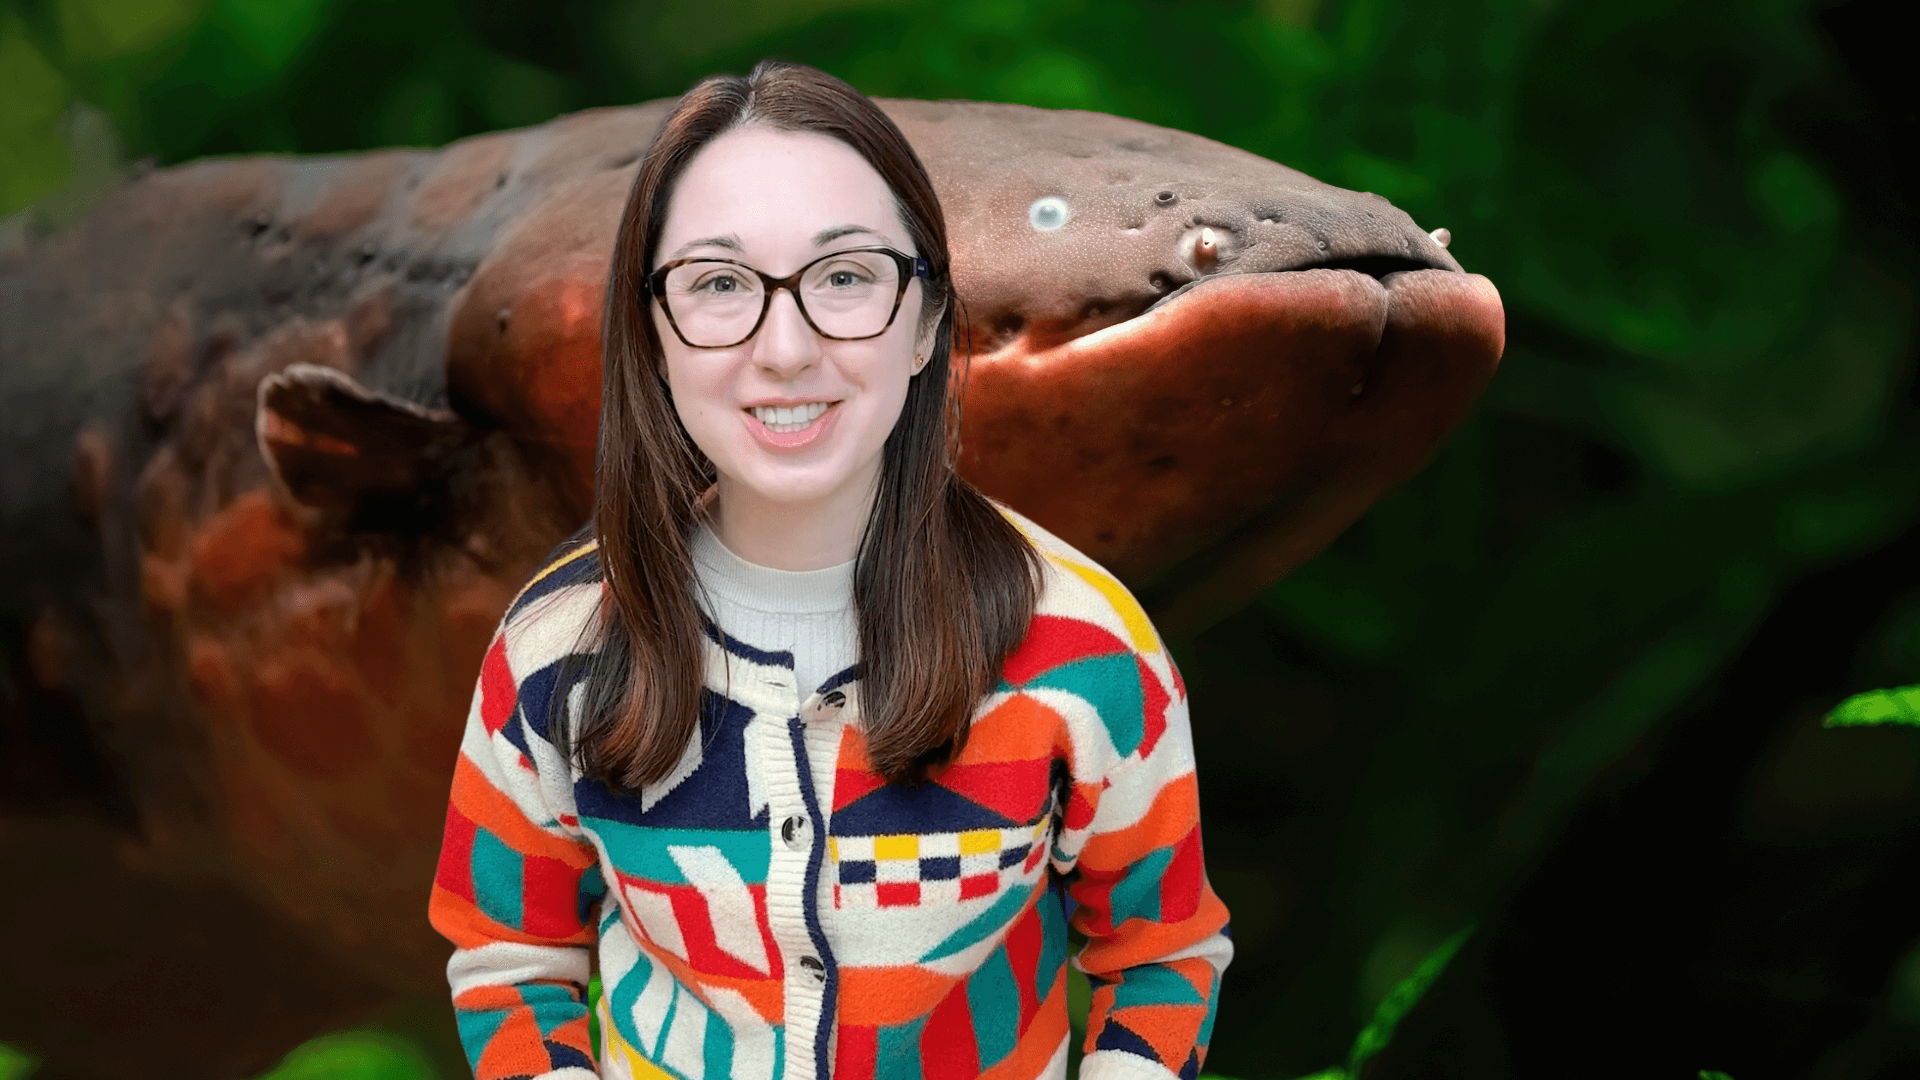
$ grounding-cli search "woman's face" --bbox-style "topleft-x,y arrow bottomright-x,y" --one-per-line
651,125 -> 933,519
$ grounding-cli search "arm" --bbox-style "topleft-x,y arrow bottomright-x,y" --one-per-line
1068,671 -> 1233,1080
430,633 -> 607,1080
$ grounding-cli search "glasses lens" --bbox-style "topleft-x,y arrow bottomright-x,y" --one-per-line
800,251 -> 902,339
661,262 -> 767,346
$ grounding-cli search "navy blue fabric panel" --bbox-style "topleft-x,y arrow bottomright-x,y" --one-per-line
1094,1019 -> 1156,1058
702,617 -> 794,669
817,664 -> 864,695
787,717 -> 838,1080
570,690 -> 767,830
545,1042 -> 595,1072
919,856 -> 960,881
830,779 -> 1018,836
507,539 -> 601,623
512,658 -> 588,746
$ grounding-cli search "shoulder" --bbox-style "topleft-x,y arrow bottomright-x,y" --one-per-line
991,505 -> 1186,773
994,503 -> 1167,661
495,534 -> 606,682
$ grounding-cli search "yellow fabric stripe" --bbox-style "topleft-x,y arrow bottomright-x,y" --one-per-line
873,834 -> 919,860
518,539 -> 599,599
1003,513 -> 1160,656
1057,557 -> 1160,655
601,1013 -> 677,1080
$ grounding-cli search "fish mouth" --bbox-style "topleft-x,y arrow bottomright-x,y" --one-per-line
957,260 -> 1504,634
1143,254 -> 1446,316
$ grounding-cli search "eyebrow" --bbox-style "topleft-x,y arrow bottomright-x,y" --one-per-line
813,224 -> 884,246
668,234 -> 744,259
666,225 -> 890,261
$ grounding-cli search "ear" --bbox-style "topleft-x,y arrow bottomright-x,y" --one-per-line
256,363 -> 479,532
913,294 -> 950,369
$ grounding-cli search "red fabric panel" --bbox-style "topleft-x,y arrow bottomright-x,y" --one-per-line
921,979 -> 981,1080
1001,615 -> 1127,686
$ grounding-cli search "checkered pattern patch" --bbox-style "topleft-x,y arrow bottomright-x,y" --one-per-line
831,818 -> 1051,909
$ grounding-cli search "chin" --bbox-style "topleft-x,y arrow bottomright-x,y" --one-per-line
732,466 -> 855,507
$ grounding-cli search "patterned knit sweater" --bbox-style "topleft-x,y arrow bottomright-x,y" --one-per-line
429,509 -> 1232,1080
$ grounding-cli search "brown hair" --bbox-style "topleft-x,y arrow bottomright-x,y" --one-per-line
565,59 -> 1041,789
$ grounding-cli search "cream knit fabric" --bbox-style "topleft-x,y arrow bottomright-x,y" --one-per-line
690,523 -> 859,696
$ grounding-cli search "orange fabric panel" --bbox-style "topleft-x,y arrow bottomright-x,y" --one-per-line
474,1008 -> 552,1080
1109,1001 -> 1203,1068
450,754 -> 597,868
1076,891 -> 1229,976
1073,776 -> 1200,873
836,965 -> 965,1027
958,693 -> 1072,764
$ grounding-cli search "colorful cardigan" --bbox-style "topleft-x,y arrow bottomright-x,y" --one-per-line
429,510 -> 1232,1080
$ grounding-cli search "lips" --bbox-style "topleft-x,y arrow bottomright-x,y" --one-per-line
744,399 -> 842,450
956,266 -> 1505,634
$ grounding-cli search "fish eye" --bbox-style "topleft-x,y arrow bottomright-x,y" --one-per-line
1028,197 -> 1070,232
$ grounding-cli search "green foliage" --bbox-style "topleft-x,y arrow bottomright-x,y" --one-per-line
1825,685 -> 1920,728
0,1043 -> 36,1080
588,973 -> 602,1061
1700,1072 -> 1736,1080
1346,928 -> 1471,1076
1266,929 -> 1472,1080
251,1031 -> 435,1080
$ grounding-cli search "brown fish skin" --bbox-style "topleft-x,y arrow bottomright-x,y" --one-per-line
0,99 -> 1500,1076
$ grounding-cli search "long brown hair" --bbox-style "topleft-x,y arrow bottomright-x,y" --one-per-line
565,60 -> 1041,789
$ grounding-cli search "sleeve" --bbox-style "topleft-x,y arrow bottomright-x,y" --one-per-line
430,629 -> 609,1080
1067,656 -> 1233,1080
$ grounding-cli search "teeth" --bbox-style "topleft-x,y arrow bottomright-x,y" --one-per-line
751,401 -> 830,432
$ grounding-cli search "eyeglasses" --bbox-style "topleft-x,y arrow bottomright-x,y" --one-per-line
644,246 -> 931,349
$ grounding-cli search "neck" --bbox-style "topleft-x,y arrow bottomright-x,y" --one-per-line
712,467 -> 878,571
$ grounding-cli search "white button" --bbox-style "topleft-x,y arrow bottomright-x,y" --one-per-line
798,955 -> 825,982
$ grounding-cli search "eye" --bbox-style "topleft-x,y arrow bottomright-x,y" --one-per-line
824,266 -> 873,289
1028,196 -> 1070,232
690,269 -> 745,294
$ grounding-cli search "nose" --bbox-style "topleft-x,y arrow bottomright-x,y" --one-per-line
751,287 -> 822,381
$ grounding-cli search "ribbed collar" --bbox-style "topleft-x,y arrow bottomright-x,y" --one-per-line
691,523 -> 856,615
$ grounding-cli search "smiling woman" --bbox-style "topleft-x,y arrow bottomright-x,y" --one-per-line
425,60 -> 1231,1080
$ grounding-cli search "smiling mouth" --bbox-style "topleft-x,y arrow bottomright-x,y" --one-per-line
748,401 -> 835,433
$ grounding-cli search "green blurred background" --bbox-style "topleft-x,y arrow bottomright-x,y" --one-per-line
3,0 -> 1917,1077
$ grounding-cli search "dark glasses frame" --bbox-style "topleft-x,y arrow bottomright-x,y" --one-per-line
642,246 -> 932,349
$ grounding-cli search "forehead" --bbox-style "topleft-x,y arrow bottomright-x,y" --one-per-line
660,126 -> 907,254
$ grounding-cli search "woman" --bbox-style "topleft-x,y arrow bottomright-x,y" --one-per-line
430,60 -> 1230,1080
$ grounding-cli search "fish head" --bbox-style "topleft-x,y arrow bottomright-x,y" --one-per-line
886,101 -> 1503,631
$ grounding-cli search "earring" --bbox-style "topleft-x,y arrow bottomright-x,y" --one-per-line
912,353 -> 927,373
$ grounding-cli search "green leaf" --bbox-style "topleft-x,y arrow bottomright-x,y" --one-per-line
1346,927 -> 1473,1077
1824,685 -> 1920,728
1700,1071 -> 1736,1080
0,1042 -> 38,1080
588,973 -> 603,1061
252,1031 -> 435,1080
